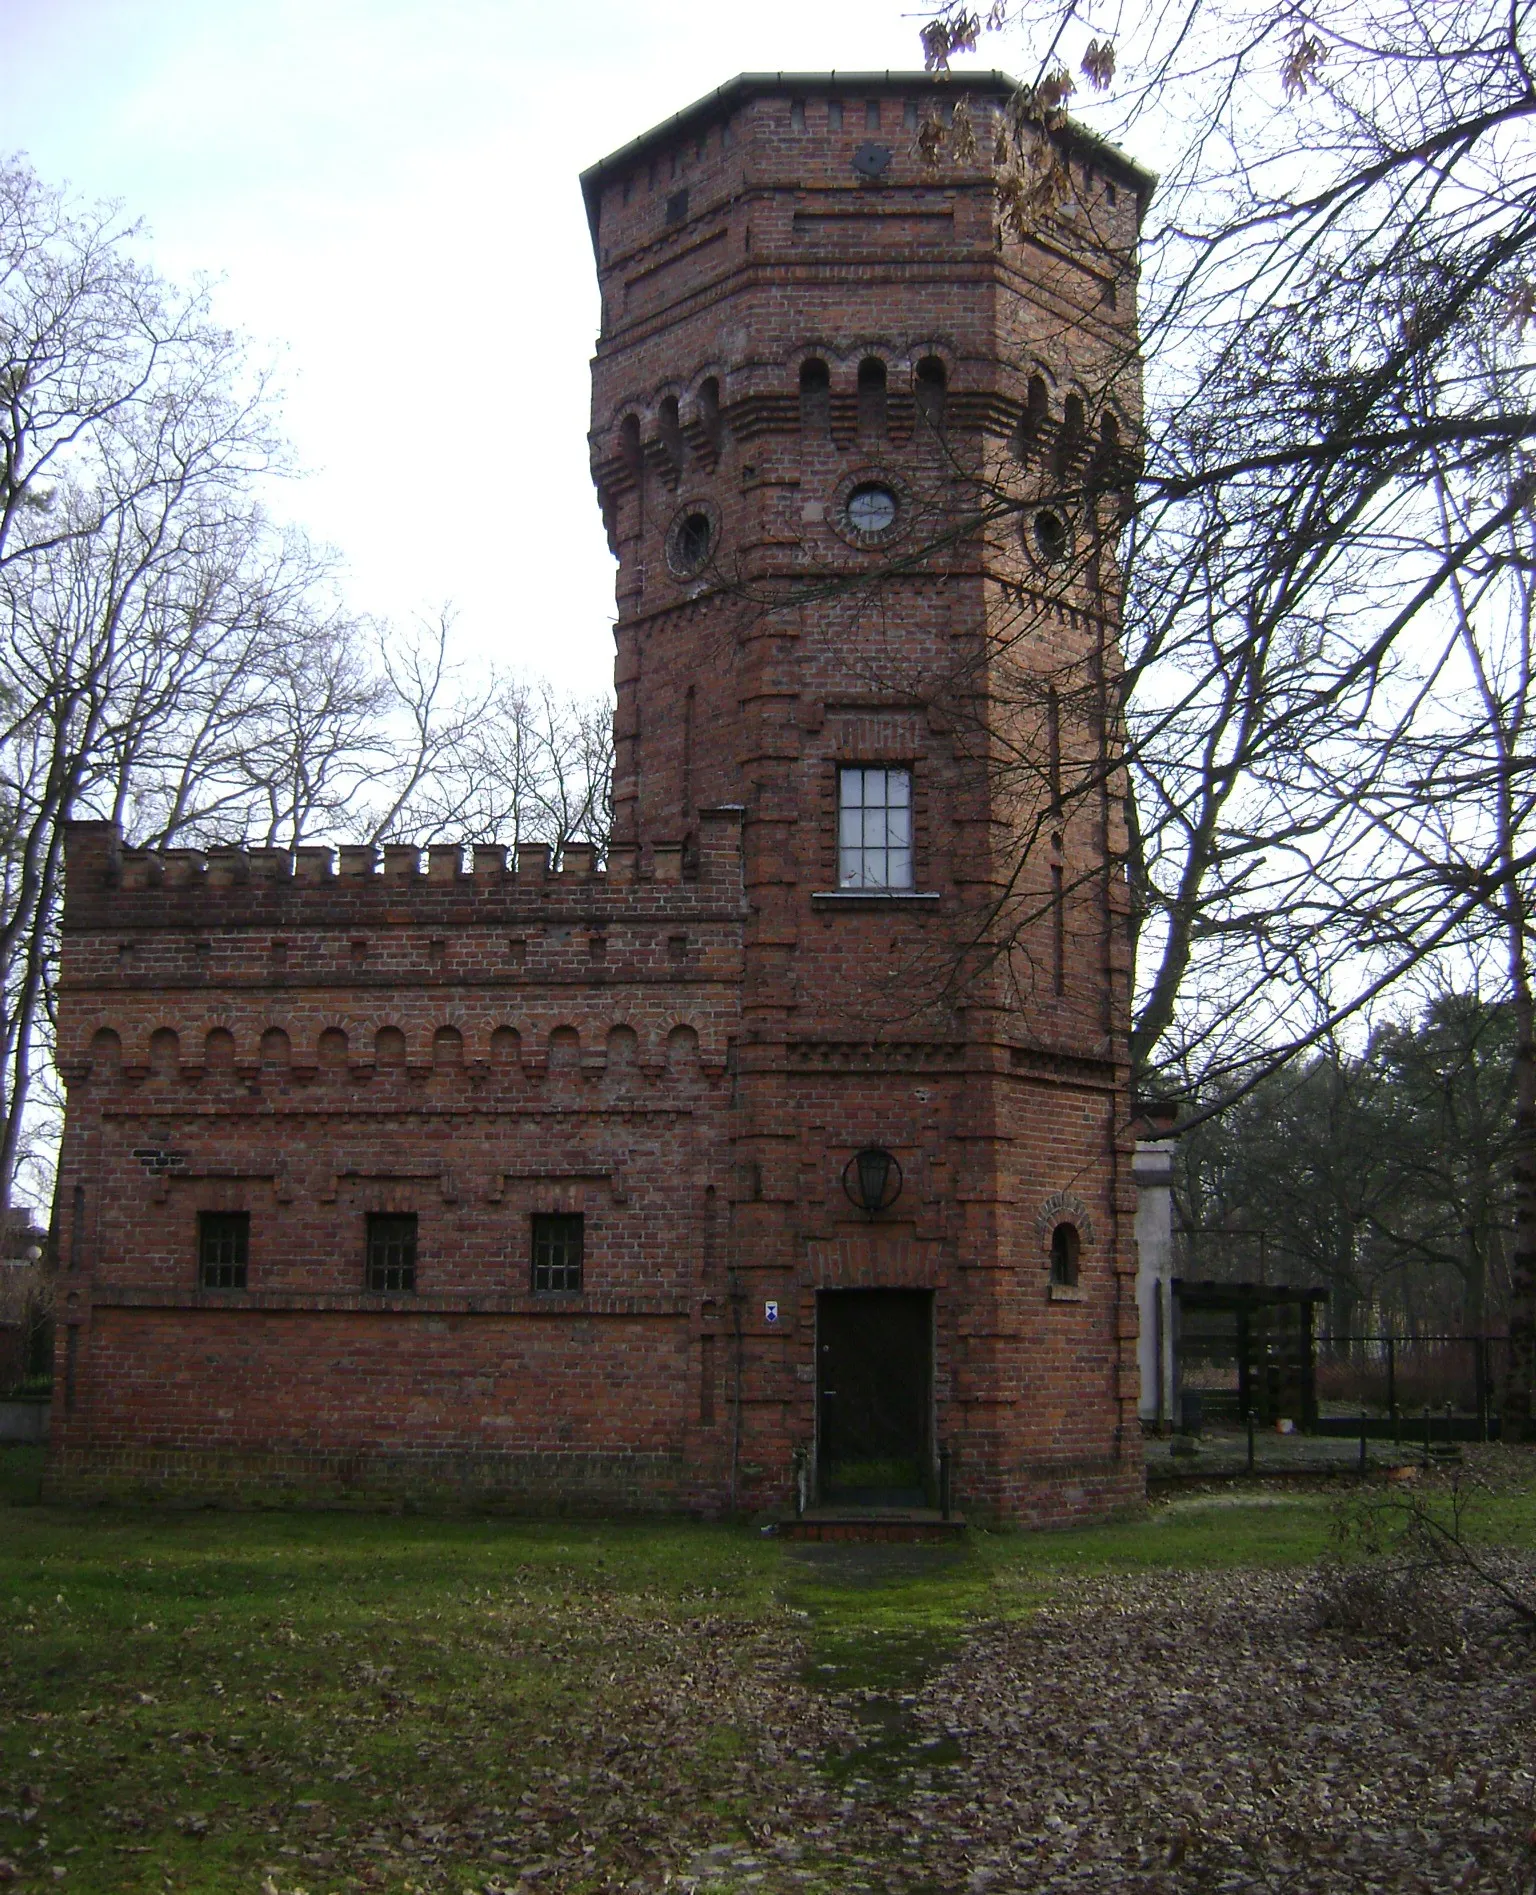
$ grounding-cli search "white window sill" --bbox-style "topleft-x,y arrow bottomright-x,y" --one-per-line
1049,1282 -> 1086,1303
811,889 -> 941,906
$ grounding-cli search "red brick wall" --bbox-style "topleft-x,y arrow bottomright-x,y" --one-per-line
585,74 -> 1146,1520
50,73 -> 1149,1523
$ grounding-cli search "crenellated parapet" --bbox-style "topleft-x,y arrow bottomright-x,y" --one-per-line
63,807 -> 745,928
59,810 -> 748,1083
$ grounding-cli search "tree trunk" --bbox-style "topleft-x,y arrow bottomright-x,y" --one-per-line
1501,958 -> 1536,1438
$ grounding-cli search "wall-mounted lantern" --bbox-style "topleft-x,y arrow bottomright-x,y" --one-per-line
841,1146 -> 903,1218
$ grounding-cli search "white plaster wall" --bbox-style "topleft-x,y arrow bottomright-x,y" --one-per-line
1133,1137 -> 1178,1426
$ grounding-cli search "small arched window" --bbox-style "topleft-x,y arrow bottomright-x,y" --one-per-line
699,376 -> 723,453
619,413 -> 642,473
1055,393 -> 1085,475
1091,410 -> 1122,489
1050,1222 -> 1081,1288
857,356 -> 887,438
799,357 -> 830,435
606,1024 -> 639,1075
374,1025 -> 406,1069
667,1023 -> 701,1076
1014,374 -> 1049,460
548,1025 -> 581,1073
658,395 -> 685,471
90,1027 -> 123,1078
915,355 -> 947,429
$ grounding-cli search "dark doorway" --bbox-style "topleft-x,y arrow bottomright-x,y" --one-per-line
817,1289 -> 933,1505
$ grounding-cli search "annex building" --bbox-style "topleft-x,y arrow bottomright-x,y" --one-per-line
47,72 -> 1152,1525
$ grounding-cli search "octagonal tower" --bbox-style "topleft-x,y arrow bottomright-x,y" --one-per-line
583,72 -> 1151,1523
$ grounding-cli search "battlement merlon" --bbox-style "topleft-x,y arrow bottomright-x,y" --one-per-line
62,808 -> 746,930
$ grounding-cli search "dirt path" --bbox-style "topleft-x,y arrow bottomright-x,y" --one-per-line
742,1563 -> 1536,1895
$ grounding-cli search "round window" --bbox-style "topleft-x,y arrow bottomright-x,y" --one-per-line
845,482 -> 899,536
1031,508 -> 1072,563
672,511 -> 713,573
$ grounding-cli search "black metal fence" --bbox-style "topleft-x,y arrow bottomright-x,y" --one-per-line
1312,1334 -> 1508,1440
1175,1322 -> 1511,1439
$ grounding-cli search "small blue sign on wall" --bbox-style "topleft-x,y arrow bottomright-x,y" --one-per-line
764,1299 -> 780,1326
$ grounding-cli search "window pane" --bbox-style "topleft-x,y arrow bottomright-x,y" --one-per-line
366,1213 -> 417,1292
532,1213 -> 585,1293
199,1212 -> 249,1290
836,766 -> 913,890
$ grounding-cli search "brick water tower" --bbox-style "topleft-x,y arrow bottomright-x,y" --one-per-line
583,71 -> 1150,1521
48,71 -> 1148,1525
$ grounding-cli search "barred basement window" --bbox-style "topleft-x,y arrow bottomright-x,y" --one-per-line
199,1211 -> 249,1289
838,766 -> 913,889
532,1213 -> 584,1294
367,1212 -> 417,1292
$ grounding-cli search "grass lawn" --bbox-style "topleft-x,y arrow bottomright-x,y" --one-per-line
3,1449 -> 1534,1893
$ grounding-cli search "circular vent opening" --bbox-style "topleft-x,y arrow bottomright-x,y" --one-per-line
845,482 -> 899,536
673,511 -> 713,573
1032,508 -> 1071,563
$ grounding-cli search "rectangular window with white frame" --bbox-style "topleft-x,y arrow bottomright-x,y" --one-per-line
838,766 -> 913,889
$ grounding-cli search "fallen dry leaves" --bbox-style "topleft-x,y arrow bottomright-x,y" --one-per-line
256,1564 -> 1536,1894
8,1533 -> 1536,1893
863,1567 -> 1536,1892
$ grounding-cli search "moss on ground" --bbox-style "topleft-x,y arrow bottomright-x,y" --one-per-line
2,1449 -> 1533,1892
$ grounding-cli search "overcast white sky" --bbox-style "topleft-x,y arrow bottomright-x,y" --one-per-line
2,0 -> 978,700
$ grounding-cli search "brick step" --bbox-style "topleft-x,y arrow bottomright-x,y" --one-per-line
773,1510 -> 967,1543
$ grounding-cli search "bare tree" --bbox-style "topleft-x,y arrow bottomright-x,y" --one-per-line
0,156 -> 617,1216
0,158 -> 384,1205
1337,396 -> 1536,1423
909,1 -> 1536,1076
894,3 -> 1536,1413
354,623 -> 614,854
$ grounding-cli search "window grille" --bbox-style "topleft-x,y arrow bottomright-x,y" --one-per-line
532,1213 -> 584,1294
367,1213 -> 417,1292
199,1211 -> 249,1289
838,767 -> 913,889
